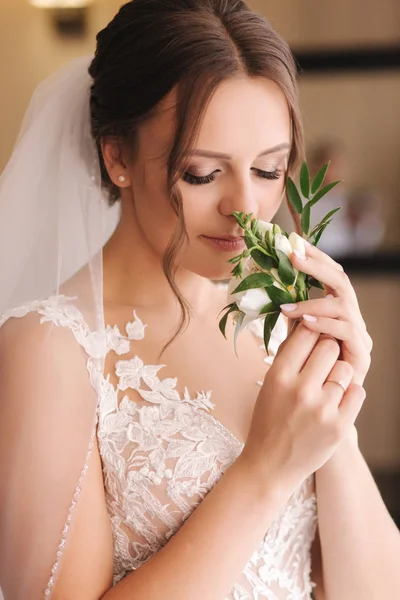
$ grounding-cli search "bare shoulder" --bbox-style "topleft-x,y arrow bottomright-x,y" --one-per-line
0,306 -> 115,599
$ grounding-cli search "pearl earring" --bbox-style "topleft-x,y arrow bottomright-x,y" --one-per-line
118,174 -> 126,183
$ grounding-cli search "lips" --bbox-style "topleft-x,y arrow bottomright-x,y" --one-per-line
203,234 -> 243,241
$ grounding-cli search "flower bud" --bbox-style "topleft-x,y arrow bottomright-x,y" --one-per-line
274,233 -> 293,257
257,220 -> 274,235
288,232 -> 306,259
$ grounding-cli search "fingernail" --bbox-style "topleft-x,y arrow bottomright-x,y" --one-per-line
325,294 -> 334,299
281,303 -> 298,312
303,314 -> 318,322
304,240 -> 311,247
293,249 -> 307,261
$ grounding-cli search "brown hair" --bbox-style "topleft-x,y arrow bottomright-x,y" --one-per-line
89,0 -> 303,355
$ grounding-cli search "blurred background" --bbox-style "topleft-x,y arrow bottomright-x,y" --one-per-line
0,0 -> 399,524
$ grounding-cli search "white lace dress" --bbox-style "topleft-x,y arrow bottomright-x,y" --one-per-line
1,295 -> 318,600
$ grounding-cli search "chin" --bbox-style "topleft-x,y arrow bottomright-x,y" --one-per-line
185,259 -> 234,282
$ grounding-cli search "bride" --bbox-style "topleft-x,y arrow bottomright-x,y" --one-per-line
0,1 -> 398,599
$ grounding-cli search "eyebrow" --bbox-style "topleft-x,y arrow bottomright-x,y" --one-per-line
187,143 -> 291,160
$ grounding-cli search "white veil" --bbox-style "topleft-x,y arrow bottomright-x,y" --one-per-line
0,57 -> 119,599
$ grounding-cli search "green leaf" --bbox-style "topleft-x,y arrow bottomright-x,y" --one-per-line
295,270 -> 307,294
308,277 -> 324,290
232,272 -> 274,294
308,219 -> 332,241
286,177 -> 303,214
298,289 -> 309,301
301,202 -> 311,235
259,302 -> 277,315
311,161 -> 330,195
266,284 -> 294,306
232,262 -> 243,278
263,312 -> 280,355
309,180 -> 342,207
313,220 -> 333,246
308,207 -> 342,238
234,312 -> 245,357
300,162 -> 310,199
313,221 -> 330,246
244,236 -> 255,250
251,249 -> 273,271
276,249 -> 296,286
244,213 -> 253,226
218,303 -> 238,339
227,254 -> 243,265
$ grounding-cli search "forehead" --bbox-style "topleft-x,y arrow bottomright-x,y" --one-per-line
138,75 -> 291,158
196,76 -> 291,153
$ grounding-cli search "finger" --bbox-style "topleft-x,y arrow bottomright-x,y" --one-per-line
338,383 -> 366,427
303,242 -> 344,271
281,297 -> 343,320
299,315 -> 370,360
300,336 -> 341,388
273,320 -> 320,375
282,298 -> 367,334
322,360 -> 354,407
290,250 -> 357,301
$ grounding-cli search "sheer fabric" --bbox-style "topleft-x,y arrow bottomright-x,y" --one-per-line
1,294 -> 318,600
0,57 -> 119,599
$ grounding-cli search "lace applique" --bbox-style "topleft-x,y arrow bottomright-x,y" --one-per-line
1,296 -> 318,599
95,307 -> 318,598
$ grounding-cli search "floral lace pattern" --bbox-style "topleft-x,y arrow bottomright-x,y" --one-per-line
1,295 -> 318,599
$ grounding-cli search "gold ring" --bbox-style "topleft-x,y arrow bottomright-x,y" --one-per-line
326,379 -> 347,394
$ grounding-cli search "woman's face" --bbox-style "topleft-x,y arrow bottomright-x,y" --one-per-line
125,75 -> 292,280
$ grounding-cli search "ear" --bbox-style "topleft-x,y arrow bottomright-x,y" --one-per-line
101,138 -> 131,188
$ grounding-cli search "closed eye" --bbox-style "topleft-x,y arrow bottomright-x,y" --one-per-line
182,168 -> 283,186
251,168 -> 282,180
182,171 -> 220,185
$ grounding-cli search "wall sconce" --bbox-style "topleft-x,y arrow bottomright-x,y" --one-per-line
29,1 -> 95,38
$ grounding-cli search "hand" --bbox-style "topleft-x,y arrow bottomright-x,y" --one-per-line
242,321 -> 366,495
280,243 -> 373,386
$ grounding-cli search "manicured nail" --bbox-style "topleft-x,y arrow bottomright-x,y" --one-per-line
325,294 -> 334,299
293,249 -> 307,261
303,314 -> 318,322
281,303 -> 298,312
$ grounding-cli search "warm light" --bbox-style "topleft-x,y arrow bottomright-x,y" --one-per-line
29,0 -> 93,8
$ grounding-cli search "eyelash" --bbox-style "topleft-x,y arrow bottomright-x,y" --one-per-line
182,168 -> 282,186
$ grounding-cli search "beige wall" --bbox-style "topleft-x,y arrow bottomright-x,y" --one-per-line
0,0 -> 399,466
299,73 -> 400,250
249,0 -> 400,48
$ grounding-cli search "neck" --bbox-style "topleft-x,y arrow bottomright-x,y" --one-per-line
102,200 -> 221,317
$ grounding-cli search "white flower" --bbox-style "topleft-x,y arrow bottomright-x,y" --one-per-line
227,267 -> 250,305
270,268 -> 286,291
274,233 -> 293,256
257,220 -> 274,235
237,288 -> 272,318
289,231 -> 306,259
274,231 -> 307,260
227,269 -> 272,328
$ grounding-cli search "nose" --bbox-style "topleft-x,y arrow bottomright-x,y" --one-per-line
219,175 -> 259,220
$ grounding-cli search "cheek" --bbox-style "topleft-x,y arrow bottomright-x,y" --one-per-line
178,184 -> 217,234
132,166 -> 178,249
259,180 -> 286,219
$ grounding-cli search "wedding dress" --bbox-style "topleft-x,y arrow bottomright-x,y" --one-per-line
0,293 -> 317,600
